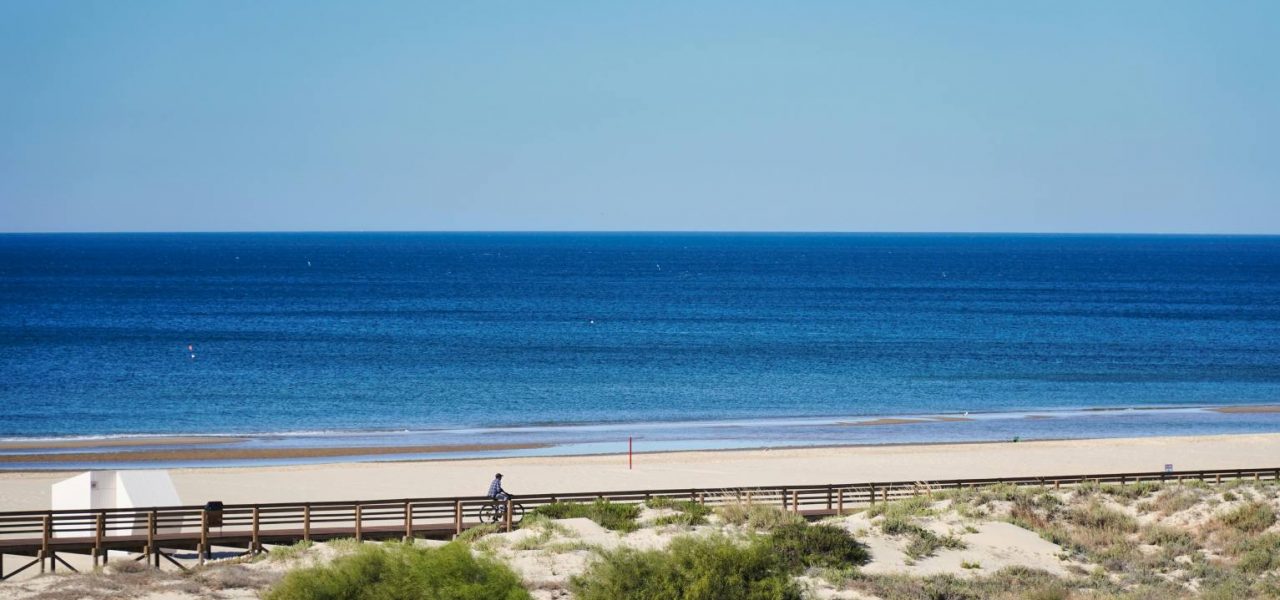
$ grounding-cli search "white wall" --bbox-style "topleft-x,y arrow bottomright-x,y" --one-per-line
51,470 -> 181,537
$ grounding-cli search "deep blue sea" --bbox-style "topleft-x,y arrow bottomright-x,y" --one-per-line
2,233 -> 1279,467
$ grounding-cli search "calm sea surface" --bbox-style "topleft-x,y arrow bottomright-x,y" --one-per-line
1,233 -> 1279,465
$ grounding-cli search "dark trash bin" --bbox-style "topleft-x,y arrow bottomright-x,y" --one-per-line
204,501 -> 224,528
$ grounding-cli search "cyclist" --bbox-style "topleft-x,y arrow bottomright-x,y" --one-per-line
487,473 -> 509,502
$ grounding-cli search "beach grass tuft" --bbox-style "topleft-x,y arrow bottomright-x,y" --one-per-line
570,534 -> 802,600
715,502 -> 805,531
1217,501 -> 1276,533
767,522 -> 870,570
531,499 -> 641,532
265,542 -> 529,600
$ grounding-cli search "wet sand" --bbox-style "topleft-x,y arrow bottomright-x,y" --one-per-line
1211,405 -> 1280,414
840,418 -> 932,426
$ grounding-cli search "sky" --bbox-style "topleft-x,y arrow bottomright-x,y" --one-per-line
1,1 -> 1277,234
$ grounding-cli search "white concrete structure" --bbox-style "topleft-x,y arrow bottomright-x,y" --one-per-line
51,470 -> 181,538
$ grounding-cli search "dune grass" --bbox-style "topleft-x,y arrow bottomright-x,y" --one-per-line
715,502 -> 806,531
571,534 -> 803,600
767,522 -> 870,570
1217,501 -> 1276,533
530,499 -> 642,532
265,542 -> 529,600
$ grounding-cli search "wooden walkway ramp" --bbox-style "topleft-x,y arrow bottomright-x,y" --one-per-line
3,466 -> 1277,580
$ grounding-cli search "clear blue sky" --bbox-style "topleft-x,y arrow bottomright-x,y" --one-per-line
2,1 -> 1277,233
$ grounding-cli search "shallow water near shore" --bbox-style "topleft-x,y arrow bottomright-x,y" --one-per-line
2,233 -> 1279,468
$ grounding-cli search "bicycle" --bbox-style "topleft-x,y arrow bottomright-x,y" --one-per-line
479,497 -> 525,525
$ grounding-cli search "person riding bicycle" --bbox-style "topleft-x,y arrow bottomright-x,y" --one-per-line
487,473 -> 510,502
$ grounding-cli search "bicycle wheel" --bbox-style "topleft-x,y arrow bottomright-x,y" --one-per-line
509,503 -> 525,525
478,503 -> 498,524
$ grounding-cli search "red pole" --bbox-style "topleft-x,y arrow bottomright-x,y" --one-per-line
629,437 -> 633,470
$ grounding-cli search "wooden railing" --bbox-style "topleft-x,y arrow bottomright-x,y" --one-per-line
2,465 -> 1277,580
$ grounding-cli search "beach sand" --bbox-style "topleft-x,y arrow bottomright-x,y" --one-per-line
1,433 -> 1277,512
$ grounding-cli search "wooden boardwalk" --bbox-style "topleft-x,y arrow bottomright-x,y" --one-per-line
3,466 -> 1277,580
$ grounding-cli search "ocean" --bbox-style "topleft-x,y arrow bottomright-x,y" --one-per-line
1,233 -> 1279,468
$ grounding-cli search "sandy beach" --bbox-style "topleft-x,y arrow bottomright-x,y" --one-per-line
1,432 -> 1277,512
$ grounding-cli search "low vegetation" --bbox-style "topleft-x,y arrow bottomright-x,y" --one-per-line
265,542 -> 529,600
648,498 -> 714,527
715,501 -> 806,531
571,535 -> 803,600
1217,500 -> 1276,533
767,522 -> 870,570
849,566 -> 1073,600
530,499 -> 641,532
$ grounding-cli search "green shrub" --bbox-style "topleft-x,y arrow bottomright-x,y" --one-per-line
879,513 -> 918,536
531,500 -> 641,532
652,500 -> 713,527
715,503 -> 804,531
904,530 -> 966,560
1142,525 -> 1197,558
864,494 -> 933,519
1232,532 -> 1280,573
645,496 -> 679,509
768,523 -> 870,570
265,542 -> 529,600
1068,501 -> 1138,534
1149,488 -> 1200,515
1100,482 -> 1162,501
1218,501 -> 1276,533
851,567 -> 1070,600
455,523 -> 499,544
268,540 -> 313,562
571,535 -> 801,600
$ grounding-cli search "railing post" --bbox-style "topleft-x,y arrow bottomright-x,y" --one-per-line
252,507 -> 261,554
303,504 -> 311,542
199,509 -> 209,565
404,501 -> 413,541
791,491 -> 800,514
781,488 -> 788,511
148,510 -> 158,567
826,485 -> 833,511
355,505 -> 363,541
454,500 -> 463,537
837,488 -> 844,515
869,483 -> 876,506
503,499 -> 513,532
94,512 -> 105,567
41,514 -> 51,573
